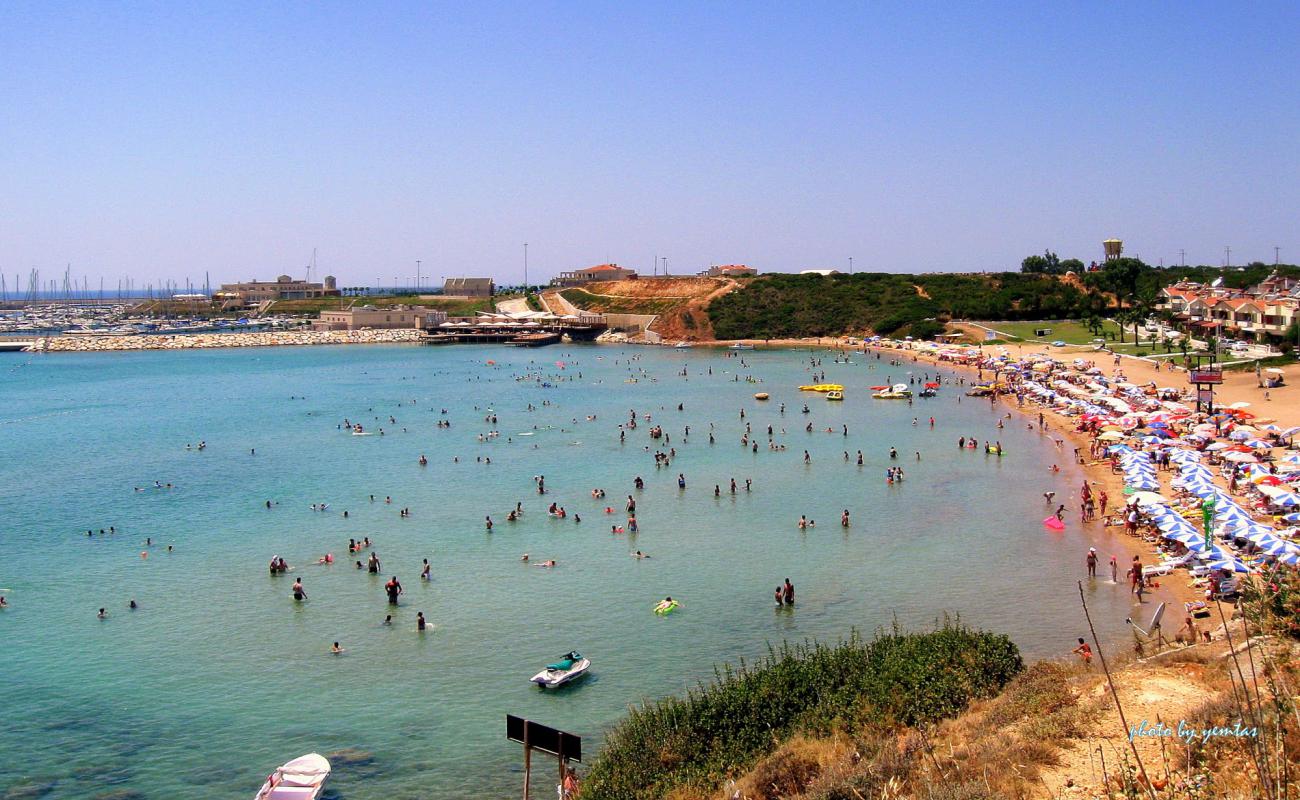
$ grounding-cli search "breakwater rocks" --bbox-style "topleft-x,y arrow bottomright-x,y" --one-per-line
29,329 -> 422,352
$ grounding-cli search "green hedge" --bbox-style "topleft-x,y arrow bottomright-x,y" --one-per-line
580,621 -> 1022,800
706,272 -> 1090,339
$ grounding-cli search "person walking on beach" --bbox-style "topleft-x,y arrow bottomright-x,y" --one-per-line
1109,555 -> 1118,582
1086,547 -> 1097,578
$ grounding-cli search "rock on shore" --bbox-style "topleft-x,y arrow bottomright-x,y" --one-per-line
28,329 -> 422,352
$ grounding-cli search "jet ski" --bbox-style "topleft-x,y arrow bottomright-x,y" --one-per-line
530,651 -> 590,689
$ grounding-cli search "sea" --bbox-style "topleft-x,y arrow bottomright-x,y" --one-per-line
0,343 -> 1139,799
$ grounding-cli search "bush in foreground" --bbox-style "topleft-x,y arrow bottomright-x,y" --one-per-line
580,620 -> 1022,800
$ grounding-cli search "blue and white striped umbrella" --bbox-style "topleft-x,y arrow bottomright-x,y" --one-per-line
1208,558 -> 1252,574
1280,551 -> 1300,566
1269,492 -> 1300,508
1262,539 -> 1298,556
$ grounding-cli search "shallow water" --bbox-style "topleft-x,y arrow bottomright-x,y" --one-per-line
0,344 -> 1136,799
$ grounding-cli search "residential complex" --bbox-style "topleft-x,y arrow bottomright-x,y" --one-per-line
1160,271 -> 1300,342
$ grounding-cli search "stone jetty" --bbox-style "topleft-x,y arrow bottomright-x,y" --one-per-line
28,328 -> 422,352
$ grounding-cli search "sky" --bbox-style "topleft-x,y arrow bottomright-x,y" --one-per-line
2,2 -> 1298,289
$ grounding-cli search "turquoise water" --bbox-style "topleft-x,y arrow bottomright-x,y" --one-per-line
1,344 -> 1137,799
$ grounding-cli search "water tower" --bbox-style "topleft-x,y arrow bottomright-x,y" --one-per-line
1103,239 -> 1123,262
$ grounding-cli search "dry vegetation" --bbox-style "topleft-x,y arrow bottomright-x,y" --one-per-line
558,277 -> 737,340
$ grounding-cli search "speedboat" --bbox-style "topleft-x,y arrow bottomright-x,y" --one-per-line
531,651 -> 590,689
254,753 -> 331,800
871,383 -> 912,399
728,343 -> 754,350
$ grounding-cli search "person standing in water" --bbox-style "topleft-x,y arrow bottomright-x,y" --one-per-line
292,579 -> 306,601
782,578 -> 794,606
385,576 -> 403,605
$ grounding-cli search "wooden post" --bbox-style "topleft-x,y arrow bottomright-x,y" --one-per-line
556,736 -> 565,797
522,721 -> 531,800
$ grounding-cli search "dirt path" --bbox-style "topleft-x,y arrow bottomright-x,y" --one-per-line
495,296 -> 530,314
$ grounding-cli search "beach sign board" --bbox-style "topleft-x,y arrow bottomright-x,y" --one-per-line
507,714 -> 582,761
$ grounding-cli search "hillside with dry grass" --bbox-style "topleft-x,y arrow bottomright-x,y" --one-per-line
558,277 -> 738,340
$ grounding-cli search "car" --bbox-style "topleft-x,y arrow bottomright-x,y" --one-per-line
1051,340 -> 1066,347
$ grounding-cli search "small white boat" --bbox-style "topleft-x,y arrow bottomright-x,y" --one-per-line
825,389 -> 843,401
531,651 -> 590,689
254,753 -> 331,800
673,341 -> 692,349
728,343 -> 754,350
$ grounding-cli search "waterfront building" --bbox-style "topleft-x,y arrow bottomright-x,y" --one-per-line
217,275 -> 339,304
699,264 -> 757,278
550,263 -> 637,287
442,277 -> 495,297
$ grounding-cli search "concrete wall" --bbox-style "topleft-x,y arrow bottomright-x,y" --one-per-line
602,313 -> 657,334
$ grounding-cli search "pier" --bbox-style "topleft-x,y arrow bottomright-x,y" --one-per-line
417,311 -> 606,347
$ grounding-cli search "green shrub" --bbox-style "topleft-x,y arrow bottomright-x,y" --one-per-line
580,621 -> 1022,800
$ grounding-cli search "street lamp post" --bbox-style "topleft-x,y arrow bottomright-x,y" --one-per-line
416,260 -> 422,292
523,243 -> 529,292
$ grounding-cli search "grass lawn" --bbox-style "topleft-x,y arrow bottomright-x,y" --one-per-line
975,319 -> 1191,357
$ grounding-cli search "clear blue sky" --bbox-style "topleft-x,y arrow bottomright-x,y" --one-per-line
2,2 -> 1297,288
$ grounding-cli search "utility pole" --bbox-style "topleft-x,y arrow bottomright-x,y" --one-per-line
849,256 -> 854,272
416,260 -> 421,292
1179,249 -> 1186,267
523,243 -> 529,291
661,257 -> 668,276
1275,246 -> 1281,265
1225,246 -> 1231,268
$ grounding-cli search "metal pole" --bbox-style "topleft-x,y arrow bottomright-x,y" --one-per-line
417,260 -> 421,292
523,243 -> 528,292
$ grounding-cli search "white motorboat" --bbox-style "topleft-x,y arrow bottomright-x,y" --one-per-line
673,341 -> 692,349
728,343 -> 754,350
871,383 -> 913,399
254,753 -> 331,800
531,651 -> 590,689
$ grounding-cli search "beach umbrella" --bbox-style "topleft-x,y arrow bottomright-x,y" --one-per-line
1224,452 -> 1259,463
1269,492 -> 1300,508
1280,551 -> 1300,566
1261,539 -> 1298,556
1282,453 -> 1300,464
1129,491 -> 1168,506
1209,558 -> 1252,573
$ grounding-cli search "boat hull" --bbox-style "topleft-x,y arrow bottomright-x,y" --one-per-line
530,658 -> 591,689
